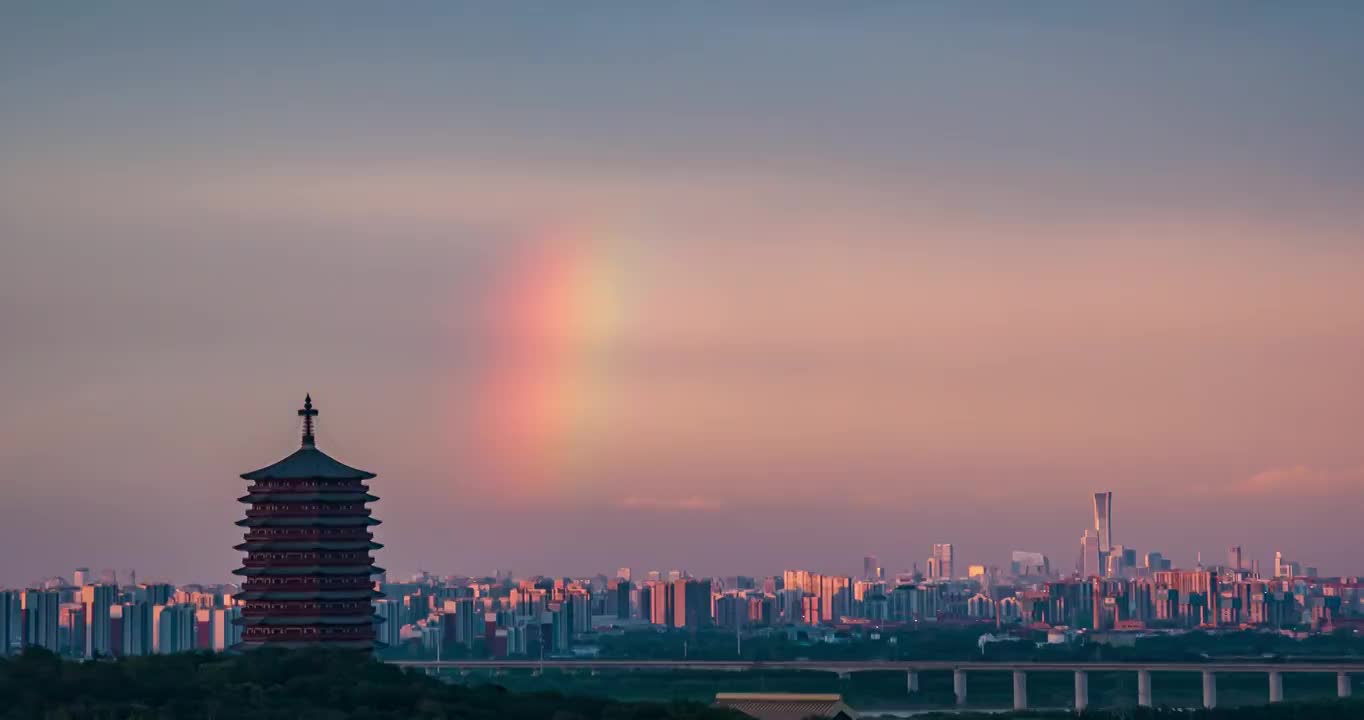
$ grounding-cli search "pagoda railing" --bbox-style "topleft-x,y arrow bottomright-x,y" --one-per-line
244,507 -> 372,518
242,528 -> 374,539
248,481 -> 371,492
243,626 -> 374,641
240,579 -> 375,591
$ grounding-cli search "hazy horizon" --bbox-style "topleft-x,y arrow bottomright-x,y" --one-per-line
3,2 -> 1363,586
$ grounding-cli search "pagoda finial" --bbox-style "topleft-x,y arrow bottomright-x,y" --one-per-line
298,394 -> 318,447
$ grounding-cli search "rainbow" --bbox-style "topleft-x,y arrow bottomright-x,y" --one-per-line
473,230 -> 638,492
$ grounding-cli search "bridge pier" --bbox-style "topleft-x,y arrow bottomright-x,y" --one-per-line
1012,671 -> 1028,711
1268,671 -> 1283,703
1074,670 -> 1089,712
906,670 -> 920,694
1137,669 -> 1152,707
1202,671 -> 1217,709
953,669 -> 967,706
1339,672 -> 1352,698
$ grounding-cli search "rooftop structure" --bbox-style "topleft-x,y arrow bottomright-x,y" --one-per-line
713,693 -> 858,720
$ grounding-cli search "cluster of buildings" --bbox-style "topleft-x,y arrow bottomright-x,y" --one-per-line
4,551 -> 1357,660
366,557 -> 1361,659
2,403 -> 1358,664
353,491 -> 1354,658
0,570 -> 242,658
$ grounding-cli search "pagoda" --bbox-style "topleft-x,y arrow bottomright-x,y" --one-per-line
233,395 -> 383,649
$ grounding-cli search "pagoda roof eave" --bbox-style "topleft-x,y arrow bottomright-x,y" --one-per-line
236,516 -> 380,527
240,446 -> 376,481
233,565 -> 385,576
234,541 -> 384,552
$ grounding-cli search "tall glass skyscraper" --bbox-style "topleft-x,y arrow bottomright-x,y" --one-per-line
1092,492 -> 1112,553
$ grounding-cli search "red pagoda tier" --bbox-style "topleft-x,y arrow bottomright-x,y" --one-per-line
233,395 -> 383,649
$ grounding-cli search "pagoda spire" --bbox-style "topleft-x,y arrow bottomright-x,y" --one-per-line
298,394 -> 318,447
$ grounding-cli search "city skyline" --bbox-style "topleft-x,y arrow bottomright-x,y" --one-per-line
4,3 -> 1364,584
8,488 -> 1336,589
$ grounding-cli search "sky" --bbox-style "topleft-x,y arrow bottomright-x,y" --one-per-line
2,2 -> 1363,586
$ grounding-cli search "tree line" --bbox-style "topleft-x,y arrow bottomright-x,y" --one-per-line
0,648 -> 745,720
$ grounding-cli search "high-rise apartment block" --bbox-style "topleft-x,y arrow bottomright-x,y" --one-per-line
22,590 -> 60,653
153,604 -> 194,654
0,591 -> 18,655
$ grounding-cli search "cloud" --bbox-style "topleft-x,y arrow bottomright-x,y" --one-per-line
1234,465 -> 1364,497
617,496 -> 725,512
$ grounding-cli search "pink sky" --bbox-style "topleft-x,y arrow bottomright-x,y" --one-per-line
2,4 -> 1362,584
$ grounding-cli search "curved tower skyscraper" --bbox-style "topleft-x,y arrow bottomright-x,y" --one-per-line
1093,491 -> 1112,553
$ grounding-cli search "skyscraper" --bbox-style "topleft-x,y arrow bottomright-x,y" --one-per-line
152,604 -> 194,654
0,591 -> 18,656
608,579 -> 631,619
21,590 -> 59,652
60,603 -> 85,657
1080,530 -> 1102,578
118,601 -> 152,656
1273,551 -> 1301,578
670,579 -> 711,628
1092,492 -> 1112,553
374,599 -> 403,648
931,544 -> 954,580
81,584 -> 115,658
1228,546 -> 1243,571
863,555 -> 881,581
234,395 -> 383,649
1144,552 -> 1171,572
207,607 -> 243,651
